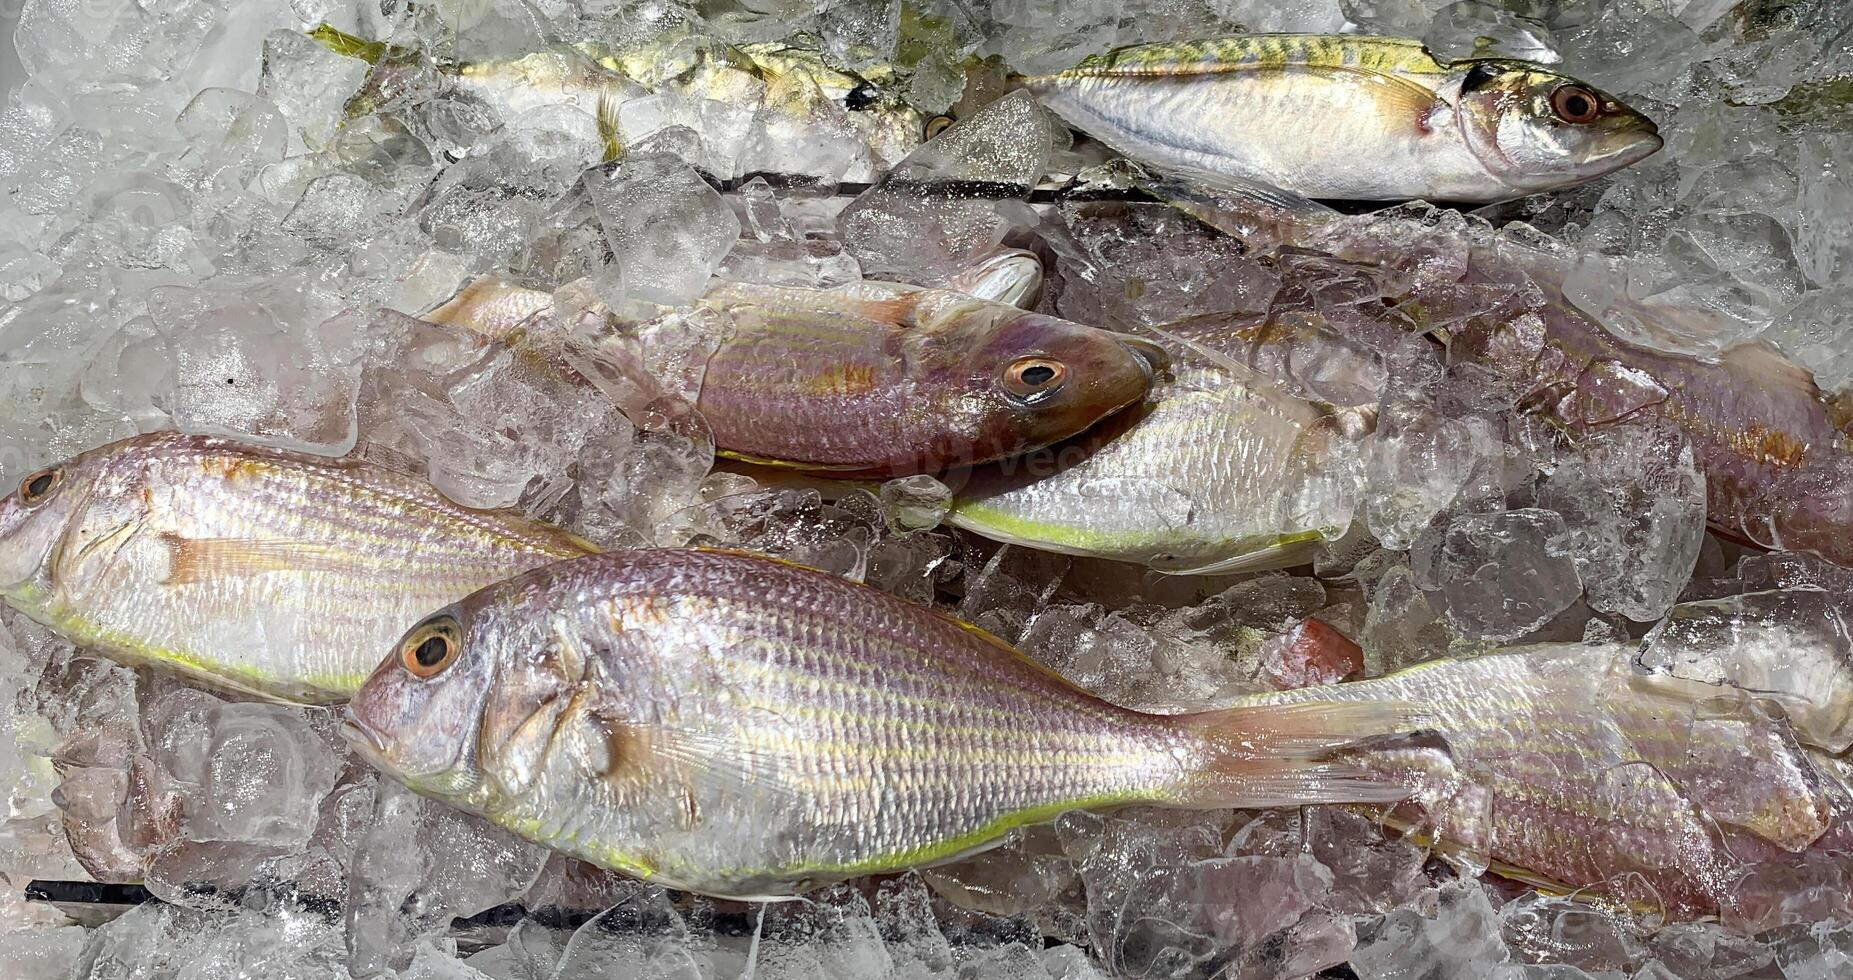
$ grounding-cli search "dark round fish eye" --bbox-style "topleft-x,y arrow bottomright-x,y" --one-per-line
19,467 -> 60,504
415,636 -> 448,667
402,617 -> 461,678
1550,84 -> 1601,124
924,114 -> 955,139
1002,356 -> 1068,404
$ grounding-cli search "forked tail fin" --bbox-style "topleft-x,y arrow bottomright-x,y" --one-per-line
1164,699 -> 1429,809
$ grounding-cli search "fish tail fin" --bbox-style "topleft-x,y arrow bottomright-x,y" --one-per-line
596,92 -> 624,163
1163,700 -> 1426,808
307,23 -> 388,65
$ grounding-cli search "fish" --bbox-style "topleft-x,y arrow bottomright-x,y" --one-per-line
310,24 -> 928,181
422,259 -> 1160,477
343,547 -> 1424,899
939,348 -> 1372,575
0,432 -> 596,703
421,246 -> 1049,339
1249,642 -> 1838,921
1133,167 -> 1853,570
1018,34 -> 1663,202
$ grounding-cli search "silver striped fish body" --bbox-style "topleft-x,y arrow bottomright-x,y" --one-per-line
346,549 -> 1420,897
947,361 -> 1369,574
1023,34 -> 1661,202
1247,644 -> 1834,919
0,432 -> 593,703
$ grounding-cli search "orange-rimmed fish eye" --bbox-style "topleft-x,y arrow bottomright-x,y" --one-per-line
18,467 -> 60,506
1001,356 -> 1068,404
401,616 -> 461,679
924,114 -> 955,139
1550,85 -> 1601,124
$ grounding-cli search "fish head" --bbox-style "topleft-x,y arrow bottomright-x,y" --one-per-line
921,299 -> 1166,464
0,448 -> 109,604
346,604 -> 501,796
1451,61 -> 1662,194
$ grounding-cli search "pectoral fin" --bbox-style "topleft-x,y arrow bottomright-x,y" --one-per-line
160,535 -> 354,586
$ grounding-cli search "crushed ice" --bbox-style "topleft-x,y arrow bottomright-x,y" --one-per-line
1,0 -> 1852,977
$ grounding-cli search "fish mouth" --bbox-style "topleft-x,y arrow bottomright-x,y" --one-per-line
341,714 -> 389,763
1115,336 -> 1171,380
1587,126 -> 1664,174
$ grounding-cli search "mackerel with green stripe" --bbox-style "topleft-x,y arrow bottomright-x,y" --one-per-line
345,547 -> 1419,898
1019,33 -> 1663,202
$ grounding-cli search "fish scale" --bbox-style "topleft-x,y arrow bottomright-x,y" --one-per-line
348,548 -> 1420,898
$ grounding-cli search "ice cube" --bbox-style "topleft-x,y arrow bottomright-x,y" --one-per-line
143,691 -> 343,848
920,826 -> 1076,919
154,286 -> 365,455
838,91 -> 1056,284
1049,202 -> 1280,329
417,150 -> 571,266
983,0 -> 1119,77
137,687 -> 347,905
464,917 -> 572,980
583,151 -> 742,307
1079,810 -> 1328,978
1538,420 -> 1706,622
1777,923 -> 1853,980
177,88 -> 288,191
1424,3 -> 1562,64
1412,508 -> 1584,642
256,27 -> 372,154
550,882 -> 708,980
878,474 -> 952,532
402,942 -> 501,980
1499,894 -> 1645,974
816,0 -> 900,70
344,781 -> 548,977
1351,881 -> 1512,979
0,925 -> 86,980
1362,409 -> 1502,550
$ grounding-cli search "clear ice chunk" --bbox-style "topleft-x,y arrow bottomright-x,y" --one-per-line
838,91 -> 1056,284
1412,508 -> 1584,642
344,781 -> 548,977
583,151 -> 742,307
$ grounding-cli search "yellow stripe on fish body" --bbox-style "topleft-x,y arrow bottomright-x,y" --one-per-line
1048,34 -> 1450,82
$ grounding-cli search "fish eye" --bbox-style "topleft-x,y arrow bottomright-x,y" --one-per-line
924,114 -> 954,139
1550,84 -> 1601,124
1001,356 -> 1067,404
18,467 -> 60,505
401,616 -> 461,679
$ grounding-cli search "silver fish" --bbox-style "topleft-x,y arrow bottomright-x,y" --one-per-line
345,547 -> 1421,898
1022,34 -> 1663,202
0,432 -> 595,703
